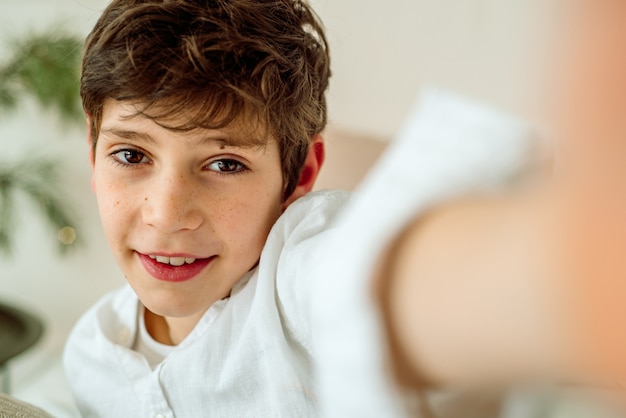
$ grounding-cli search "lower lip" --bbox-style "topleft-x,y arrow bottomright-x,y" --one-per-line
138,253 -> 215,282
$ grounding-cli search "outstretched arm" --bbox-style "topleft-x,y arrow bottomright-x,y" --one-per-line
375,190 -> 572,389
377,179 -> 626,392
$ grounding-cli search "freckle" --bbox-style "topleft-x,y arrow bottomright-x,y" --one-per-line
144,197 -> 148,201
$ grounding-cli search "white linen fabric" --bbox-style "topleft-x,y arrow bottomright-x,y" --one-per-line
312,88 -> 538,418
64,190 -> 348,418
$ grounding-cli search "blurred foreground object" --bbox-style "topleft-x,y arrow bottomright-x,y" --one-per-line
314,88 -> 545,417
0,392 -> 52,417
543,0 -> 626,386
0,32 -> 82,254
316,85 -> 626,416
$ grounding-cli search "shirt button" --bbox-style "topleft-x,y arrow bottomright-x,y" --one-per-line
154,414 -> 166,418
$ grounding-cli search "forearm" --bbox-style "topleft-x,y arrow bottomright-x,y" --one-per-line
375,194 -> 573,388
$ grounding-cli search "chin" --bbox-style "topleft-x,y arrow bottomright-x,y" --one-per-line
135,284 -> 209,318
146,298 -> 206,319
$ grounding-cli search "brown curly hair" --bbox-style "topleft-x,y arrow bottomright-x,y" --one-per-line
81,0 -> 330,198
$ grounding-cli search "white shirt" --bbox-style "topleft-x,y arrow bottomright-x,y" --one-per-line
64,190 -> 348,418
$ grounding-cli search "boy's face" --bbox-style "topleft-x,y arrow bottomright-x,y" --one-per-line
92,100 -> 285,319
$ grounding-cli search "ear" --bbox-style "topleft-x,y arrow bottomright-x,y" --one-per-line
86,117 -> 96,193
282,135 -> 325,209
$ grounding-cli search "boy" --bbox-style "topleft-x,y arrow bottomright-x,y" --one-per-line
64,0 -> 339,416
65,0 -> 626,417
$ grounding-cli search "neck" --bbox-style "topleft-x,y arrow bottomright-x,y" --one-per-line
144,308 -> 205,345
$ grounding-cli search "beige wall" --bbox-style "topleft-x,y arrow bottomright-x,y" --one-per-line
2,0 -> 544,139
313,0 -> 544,139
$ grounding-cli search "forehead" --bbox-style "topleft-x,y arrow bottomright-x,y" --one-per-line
99,99 -> 271,148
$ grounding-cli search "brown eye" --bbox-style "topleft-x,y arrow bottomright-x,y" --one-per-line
207,159 -> 247,174
113,149 -> 149,165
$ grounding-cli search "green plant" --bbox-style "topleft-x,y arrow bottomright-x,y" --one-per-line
0,32 -> 83,254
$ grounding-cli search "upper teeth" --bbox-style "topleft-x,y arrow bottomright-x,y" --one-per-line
149,255 -> 196,266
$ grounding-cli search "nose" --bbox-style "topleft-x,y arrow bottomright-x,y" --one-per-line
141,170 -> 203,234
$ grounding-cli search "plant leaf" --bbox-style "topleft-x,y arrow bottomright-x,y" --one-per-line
0,157 -> 79,255
2,33 -> 83,122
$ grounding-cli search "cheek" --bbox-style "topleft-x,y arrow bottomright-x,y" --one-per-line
93,170 -> 135,249
211,177 -> 284,259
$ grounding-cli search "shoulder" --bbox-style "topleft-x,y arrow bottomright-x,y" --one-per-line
271,190 -> 350,243
65,285 -> 138,355
283,190 -> 349,224
261,189 -> 350,282
254,191 -> 349,344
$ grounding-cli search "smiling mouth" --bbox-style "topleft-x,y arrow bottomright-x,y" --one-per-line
138,252 -> 216,282
148,254 -> 198,266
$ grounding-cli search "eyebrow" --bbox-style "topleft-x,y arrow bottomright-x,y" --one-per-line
100,128 -> 261,149
101,128 -> 154,143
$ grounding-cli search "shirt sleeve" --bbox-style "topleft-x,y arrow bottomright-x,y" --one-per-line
312,88 -> 540,418
256,190 -> 349,354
